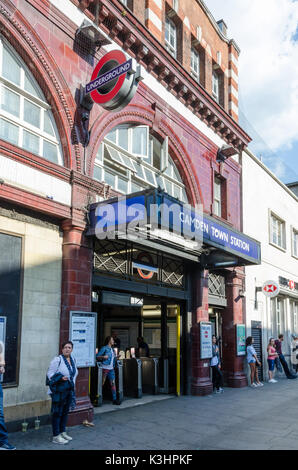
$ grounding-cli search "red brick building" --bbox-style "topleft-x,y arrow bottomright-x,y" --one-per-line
0,0 -> 260,426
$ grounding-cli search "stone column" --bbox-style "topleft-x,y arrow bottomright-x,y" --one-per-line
60,220 -> 94,425
191,269 -> 213,395
222,268 -> 247,388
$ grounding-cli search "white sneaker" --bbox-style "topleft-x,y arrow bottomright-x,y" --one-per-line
60,432 -> 72,441
269,379 -> 275,383
271,379 -> 278,383
251,383 -> 258,387
256,382 -> 264,387
52,435 -> 68,445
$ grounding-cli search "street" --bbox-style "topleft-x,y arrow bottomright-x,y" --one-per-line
7,376 -> 298,451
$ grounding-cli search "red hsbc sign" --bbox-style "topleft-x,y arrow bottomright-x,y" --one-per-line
262,280 -> 280,298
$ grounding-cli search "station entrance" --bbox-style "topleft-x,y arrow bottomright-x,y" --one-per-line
90,293 -> 185,406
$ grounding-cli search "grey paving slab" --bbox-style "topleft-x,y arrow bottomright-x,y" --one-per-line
5,378 -> 298,450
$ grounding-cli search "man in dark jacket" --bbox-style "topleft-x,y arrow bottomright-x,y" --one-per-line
275,334 -> 297,379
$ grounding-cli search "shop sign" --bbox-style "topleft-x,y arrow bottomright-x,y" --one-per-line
236,324 -> 246,356
262,280 -> 280,298
85,50 -> 143,111
89,190 -> 261,265
279,276 -> 298,292
200,322 -> 212,359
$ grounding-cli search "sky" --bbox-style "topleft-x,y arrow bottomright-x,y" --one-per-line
204,0 -> 298,184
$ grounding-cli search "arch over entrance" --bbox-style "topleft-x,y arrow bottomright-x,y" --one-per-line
88,104 -> 203,206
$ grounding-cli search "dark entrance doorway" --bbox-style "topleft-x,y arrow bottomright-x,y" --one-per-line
90,292 -> 184,405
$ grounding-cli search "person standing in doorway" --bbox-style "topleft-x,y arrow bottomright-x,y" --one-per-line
97,336 -> 121,405
47,341 -> 78,445
267,338 -> 278,383
275,334 -> 297,379
246,336 -> 263,387
211,335 -> 224,393
0,341 -> 16,450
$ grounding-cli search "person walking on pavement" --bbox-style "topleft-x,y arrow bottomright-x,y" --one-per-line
211,335 -> 224,393
290,334 -> 298,373
97,336 -> 121,405
246,336 -> 263,388
0,341 -> 16,450
267,338 -> 278,383
47,341 -> 78,445
275,334 -> 297,379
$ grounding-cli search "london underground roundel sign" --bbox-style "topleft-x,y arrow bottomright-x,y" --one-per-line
262,280 -> 280,298
85,50 -> 143,111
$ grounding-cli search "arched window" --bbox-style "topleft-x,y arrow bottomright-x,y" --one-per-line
93,124 -> 188,203
0,38 -> 63,165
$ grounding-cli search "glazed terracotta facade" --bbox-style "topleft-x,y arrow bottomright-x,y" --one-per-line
0,0 -> 251,424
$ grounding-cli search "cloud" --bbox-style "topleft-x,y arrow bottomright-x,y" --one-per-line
204,0 -> 298,155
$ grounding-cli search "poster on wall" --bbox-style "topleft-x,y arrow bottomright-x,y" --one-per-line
69,312 -> 97,368
200,322 -> 212,359
0,317 -> 6,383
236,324 -> 246,356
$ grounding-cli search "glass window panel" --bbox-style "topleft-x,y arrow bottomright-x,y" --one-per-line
43,140 -> 58,163
156,175 -> 165,190
24,73 -> 41,98
135,163 -> 145,180
0,118 -> 19,146
44,111 -> 55,136
182,188 -> 188,203
2,46 -> 21,86
164,161 -> 173,177
106,145 -> 123,164
24,99 -> 41,128
95,144 -> 103,163
131,181 -> 143,193
104,169 -> 116,188
120,153 -> 136,171
294,231 -> 298,256
165,179 -> 172,195
132,127 -> 148,156
23,129 -> 40,154
106,129 -> 117,143
118,127 -> 128,151
117,176 -> 128,194
173,184 -> 181,200
144,168 -> 156,185
1,87 -> 20,117
93,165 -> 102,181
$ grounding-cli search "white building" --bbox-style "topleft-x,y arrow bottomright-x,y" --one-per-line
242,149 -> 298,381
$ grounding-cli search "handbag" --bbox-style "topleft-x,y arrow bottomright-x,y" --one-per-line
46,356 -> 62,386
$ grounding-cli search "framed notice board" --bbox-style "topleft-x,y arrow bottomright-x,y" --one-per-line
200,322 -> 212,359
69,312 -> 97,368
236,324 -> 246,356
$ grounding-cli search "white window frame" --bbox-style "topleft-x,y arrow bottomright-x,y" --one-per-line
165,17 -> 177,58
191,48 -> 200,82
213,176 -> 222,217
212,71 -> 219,103
0,38 -> 63,165
95,126 -> 186,201
292,227 -> 298,259
269,211 -> 286,251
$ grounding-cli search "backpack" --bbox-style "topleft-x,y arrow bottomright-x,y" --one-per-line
46,356 -> 62,386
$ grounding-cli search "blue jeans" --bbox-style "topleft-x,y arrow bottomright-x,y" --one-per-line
0,382 -> 9,445
51,393 -> 72,437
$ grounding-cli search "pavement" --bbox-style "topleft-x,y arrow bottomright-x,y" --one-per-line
5,375 -> 298,451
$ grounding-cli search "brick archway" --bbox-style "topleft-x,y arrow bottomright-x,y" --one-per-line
87,103 -> 203,206
0,3 -> 80,171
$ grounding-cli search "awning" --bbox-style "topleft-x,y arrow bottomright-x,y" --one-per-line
87,189 -> 261,268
